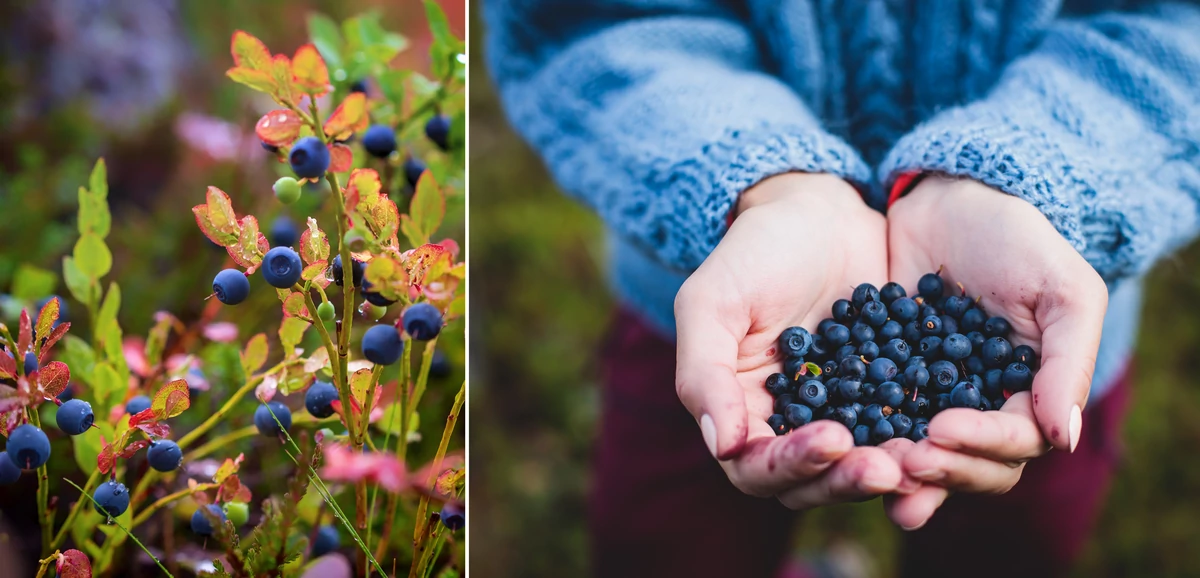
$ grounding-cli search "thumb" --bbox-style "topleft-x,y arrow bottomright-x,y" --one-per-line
674,284 -> 749,461
1031,274 -> 1108,452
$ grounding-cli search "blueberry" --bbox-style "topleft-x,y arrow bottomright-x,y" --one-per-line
7,424 -> 50,469
920,304 -> 940,319
943,296 -> 971,319
425,114 -> 452,150
832,300 -> 856,323
979,397 -> 993,411
981,337 -> 1014,369
870,419 -> 895,444
331,255 -> 365,288
889,297 -> 919,324
879,338 -> 910,365
927,361 -> 959,393
834,379 -> 863,403
824,324 -> 850,347
784,404 -> 813,428
962,356 -> 983,376
876,320 -> 903,343
950,382 -> 982,408
765,373 -> 791,396
835,345 -> 858,362
767,414 -> 789,436
966,331 -> 987,350
875,381 -> 905,408
861,381 -> 877,401
191,504 -> 227,536
861,404 -> 887,426
887,413 -> 913,437
1013,345 -> 1038,368
917,273 -> 944,300
941,333 -> 972,361
430,349 -> 452,378
784,357 -> 806,381
939,315 -> 959,335
147,440 -> 183,472
773,394 -> 796,415
440,502 -> 465,531
851,283 -> 881,309
960,308 -> 987,333
983,369 -> 1005,398
901,394 -> 930,418
270,217 -> 299,248
906,356 -> 927,370
857,341 -> 879,361
350,79 -> 368,93
778,326 -> 813,358
125,395 -> 152,417
829,405 -> 858,429
798,381 -> 828,408
57,399 -> 94,435
904,365 -> 930,390
984,316 -> 1013,338
902,321 -> 922,344
934,393 -> 952,412
312,524 -> 341,557
254,401 -> 292,436
362,324 -> 404,365
808,335 -> 830,359
289,136 -> 331,178
57,384 -> 75,403
910,419 -> 930,442
921,315 -> 943,336
262,141 -> 280,153
849,323 -> 874,345
838,357 -> 866,381
363,289 -> 397,308
261,247 -> 304,288
362,125 -> 397,159
305,381 -> 339,418
866,358 -> 898,383
852,402 -> 865,414
1003,363 -> 1033,391
817,318 -> 836,336
404,156 -> 428,189
23,352 -> 37,375
403,303 -> 443,340
853,425 -> 870,446
212,269 -> 251,305
860,301 -> 888,327
880,282 -> 906,305
967,373 -> 985,390
918,336 -> 942,359
819,359 -> 839,377
93,481 -> 130,517
0,452 -> 20,484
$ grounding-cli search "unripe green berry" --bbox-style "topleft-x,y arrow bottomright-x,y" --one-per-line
317,301 -> 336,322
343,231 -> 367,253
273,177 -> 302,204
369,302 -> 387,320
224,502 -> 250,527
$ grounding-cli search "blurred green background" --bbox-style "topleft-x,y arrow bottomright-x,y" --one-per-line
468,7 -> 1200,578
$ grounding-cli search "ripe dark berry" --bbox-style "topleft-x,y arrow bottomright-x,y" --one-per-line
425,114 -> 452,150
960,308 -> 987,332
362,125 -> 397,158
270,217 -> 299,248
819,359 -> 838,377
289,136 -> 331,178
147,440 -> 183,472
966,331 -> 986,350
773,394 -> 795,415
0,452 -> 20,484
404,156 -> 427,189
918,336 -> 942,358
312,524 -> 341,557
254,401 -> 292,436
305,381 -> 340,419
906,356 -> 927,370
784,357 -> 807,381
849,323 -> 875,345
904,365 -> 930,389
23,352 -> 37,376
261,141 -> 280,153
1003,362 -> 1033,391
870,418 -> 895,444
879,282 -> 906,304
927,361 -> 959,393
331,255 -> 365,288
950,382 -> 982,408
983,369 -> 1004,398
887,413 -> 913,437
808,335 -> 830,358
861,404 -> 887,425
93,481 -> 130,517
964,356 -> 985,375
866,358 -> 898,383
824,324 -> 850,347
767,414 -> 788,435
910,419 -> 930,442
853,425 -> 870,446
939,315 -> 959,335
798,381 -> 828,408
778,326 -> 813,358
851,283 -> 880,309
889,297 -> 919,324
981,336 -> 1014,368
350,79 -> 368,93
835,345 -> 858,362
829,405 -> 858,429
857,341 -> 879,361
934,393 -> 952,412
984,316 -> 1013,338
860,301 -> 888,327
430,349 -> 452,378
832,300 -> 856,323
902,321 -> 922,343
362,324 -> 404,365
838,357 -> 866,380
921,315 -> 943,336
212,269 -> 251,305
875,381 -> 905,408
784,404 -> 813,428
1013,344 -> 1038,368
941,333 -> 972,361
860,382 -> 877,400
879,338 -> 910,364
262,247 -> 303,288
817,318 -> 836,336
979,397 -> 993,411
765,373 -> 791,396
125,395 -> 151,416
917,273 -> 944,300
403,303 -> 443,340
877,320 -> 903,343
943,296 -> 971,319
8,424 -> 50,468
901,394 -> 930,418
57,399 -> 94,435
191,504 -> 227,536
833,379 -> 863,403
439,503 -> 465,531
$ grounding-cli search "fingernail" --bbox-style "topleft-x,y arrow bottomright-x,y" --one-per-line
901,520 -> 928,532
700,414 -> 718,458
859,469 -> 895,493
1068,405 -> 1082,453
908,468 -> 942,481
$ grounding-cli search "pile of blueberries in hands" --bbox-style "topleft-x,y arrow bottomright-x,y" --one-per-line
766,272 -> 1038,446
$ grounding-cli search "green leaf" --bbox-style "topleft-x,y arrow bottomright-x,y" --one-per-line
804,362 -> 822,377
74,233 -> 112,280
306,13 -> 344,70
61,336 -> 96,387
62,256 -> 95,308
11,264 -> 57,301
73,420 -> 115,476
91,362 -> 124,417
89,158 -> 108,199
423,0 -> 453,49
95,282 -> 121,343
279,317 -> 309,356
410,171 -> 445,244
349,368 -> 374,408
377,403 -> 405,435
241,333 -> 269,375
447,294 -> 464,318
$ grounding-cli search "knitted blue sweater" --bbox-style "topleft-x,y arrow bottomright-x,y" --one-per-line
485,1 -> 1200,399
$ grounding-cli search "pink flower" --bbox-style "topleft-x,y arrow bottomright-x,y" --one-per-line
175,112 -> 265,163
321,443 -> 406,492
203,322 -> 239,343
123,337 -> 149,378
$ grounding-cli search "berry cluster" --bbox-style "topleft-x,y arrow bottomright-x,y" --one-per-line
765,272 -> 1038,445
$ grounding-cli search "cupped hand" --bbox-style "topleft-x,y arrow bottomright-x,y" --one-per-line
675,173 -> 916,509
883,176 -> 1108,529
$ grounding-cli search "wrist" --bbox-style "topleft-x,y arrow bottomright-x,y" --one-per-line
735,172 -> 862,216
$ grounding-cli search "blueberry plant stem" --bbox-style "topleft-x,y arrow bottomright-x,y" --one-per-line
33,552 -> 59,578
412,380 -> 464,549
28,406 -> 53,554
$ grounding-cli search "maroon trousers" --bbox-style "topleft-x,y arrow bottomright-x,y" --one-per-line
590,308 -> 1129,578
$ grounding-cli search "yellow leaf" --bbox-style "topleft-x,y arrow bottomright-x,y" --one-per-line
226,67 -> 276,94
323,93 -> 368,140
291,44 -> 330,96
270,54 -> 299,105
230,31 -> 271,71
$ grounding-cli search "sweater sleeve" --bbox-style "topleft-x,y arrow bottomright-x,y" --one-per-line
484,1 -> 871,271
879,2 -> 1200,283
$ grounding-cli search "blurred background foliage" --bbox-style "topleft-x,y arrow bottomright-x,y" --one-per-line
0,0 -> 465,575
468,6 -> 1200,578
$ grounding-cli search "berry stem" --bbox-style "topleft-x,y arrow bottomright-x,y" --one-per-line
411,380 -> 464,549
26,406 -> 52,555
32,551 -> 60,578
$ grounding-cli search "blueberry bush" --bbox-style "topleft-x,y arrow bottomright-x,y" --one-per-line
0,5 -> 465,577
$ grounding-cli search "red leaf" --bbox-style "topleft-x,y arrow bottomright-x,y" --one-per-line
0,353 -> 15,380
291,44 -> 330,96
323,93 -> 368,140
117,439 -> 150,459
193,187 -> 241,247
138,421 -> 171,438
35,361 -> 70,399
298,218 -> 330,266
227,215 -> 270,272
17,310 -> 31,362
57,549 -> 92,578
217,473 -> 252,504
282,292 -> 310,318
39,323 -> 71,365
321,443 -> 406,492
230,30 -> 271,71
328,143 -> 353,173
35,297 -> 60,342
152,379 -> 191,420
0,384 -> 22,413
97,440 -> 116,475
214,454 -> 245,484
255,109 -> 303,147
